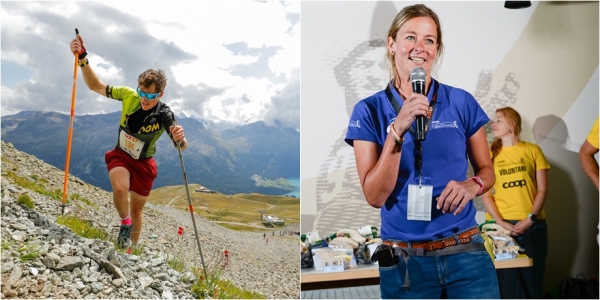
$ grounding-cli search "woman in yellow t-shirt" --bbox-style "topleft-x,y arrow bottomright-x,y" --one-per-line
482,107 -> 550,299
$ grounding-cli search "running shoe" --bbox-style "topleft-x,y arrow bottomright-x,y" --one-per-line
116,224 -> 132,249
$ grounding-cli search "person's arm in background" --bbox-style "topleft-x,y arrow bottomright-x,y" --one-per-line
579,139 -> 599,190
481,190 -> 517,234
437,127 -> 496,215
69,34 -> 107,96
513,169 -> 548,235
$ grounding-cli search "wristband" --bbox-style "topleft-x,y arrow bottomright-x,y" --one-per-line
468,176 -> 484,196
79,58 -> 89,68
390,124 -> 404,146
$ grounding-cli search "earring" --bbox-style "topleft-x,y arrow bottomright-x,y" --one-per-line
510,129 -> 513,133
391,51 -> 394,55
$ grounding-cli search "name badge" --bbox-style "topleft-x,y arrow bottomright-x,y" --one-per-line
407,184 -> 433,221
119,130 -> 144,159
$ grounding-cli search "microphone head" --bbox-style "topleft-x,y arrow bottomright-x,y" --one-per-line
410,67 -> 426,82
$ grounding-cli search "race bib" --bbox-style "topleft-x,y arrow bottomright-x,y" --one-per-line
119,130 -> 144,159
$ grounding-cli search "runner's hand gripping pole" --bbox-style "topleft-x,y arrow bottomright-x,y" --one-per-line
173,120 -> 208,281
61,28 -> 80,215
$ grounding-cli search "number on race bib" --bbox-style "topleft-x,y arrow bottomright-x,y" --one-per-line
119,130 -> 144,159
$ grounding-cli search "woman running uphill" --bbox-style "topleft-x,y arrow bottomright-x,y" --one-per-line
70,33 -> 188,249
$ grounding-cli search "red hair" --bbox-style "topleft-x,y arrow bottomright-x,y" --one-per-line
490,107 -> 522,163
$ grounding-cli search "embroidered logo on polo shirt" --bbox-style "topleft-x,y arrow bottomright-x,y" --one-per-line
349,120 -> 361,128
431,120 -> 458,129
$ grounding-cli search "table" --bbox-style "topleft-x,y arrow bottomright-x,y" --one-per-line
302,264 -> 381,290
494,254 -> 533,269
301,254 -> 532,290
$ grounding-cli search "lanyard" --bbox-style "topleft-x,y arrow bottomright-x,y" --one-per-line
385,79 -> 439,186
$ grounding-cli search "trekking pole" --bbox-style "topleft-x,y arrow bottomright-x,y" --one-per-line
61,28 -> 80,215
173,121 -> 209,281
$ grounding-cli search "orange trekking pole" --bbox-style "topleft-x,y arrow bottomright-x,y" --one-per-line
61,28 -> 80,215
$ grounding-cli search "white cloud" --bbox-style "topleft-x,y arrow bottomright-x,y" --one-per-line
101,1 -> 299,124
1,87 -> 20,116
88,54 -> 124,83
1,1 -> 299,129
268,22 -> 300,80
1,50 -> 30,65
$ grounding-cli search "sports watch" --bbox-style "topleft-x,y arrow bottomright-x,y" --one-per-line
528,213 -> 537,222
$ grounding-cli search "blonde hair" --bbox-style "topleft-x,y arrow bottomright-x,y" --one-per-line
490,107 -> 522,163
386,4 -> 444,80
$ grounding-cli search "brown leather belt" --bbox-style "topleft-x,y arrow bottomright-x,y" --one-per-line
383,227 -> 480,251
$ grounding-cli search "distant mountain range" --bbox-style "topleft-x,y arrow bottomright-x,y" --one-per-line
0,111 -> 299,195
188,116 -> 246,132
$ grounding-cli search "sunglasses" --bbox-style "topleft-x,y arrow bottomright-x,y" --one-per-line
136,87 -> 161,100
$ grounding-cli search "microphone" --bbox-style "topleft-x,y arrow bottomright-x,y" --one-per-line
410,67 -> 427,141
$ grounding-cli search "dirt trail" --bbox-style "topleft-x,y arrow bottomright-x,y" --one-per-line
146,202 -> 299,233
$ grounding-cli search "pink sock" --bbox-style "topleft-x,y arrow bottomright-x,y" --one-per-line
121,215 -> 132,226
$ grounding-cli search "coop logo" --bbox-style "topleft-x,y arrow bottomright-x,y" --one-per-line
124,133 -> 138,142
503,180 -> 526,189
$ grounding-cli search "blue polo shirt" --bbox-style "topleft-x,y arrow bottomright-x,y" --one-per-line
345,79 -> 489,241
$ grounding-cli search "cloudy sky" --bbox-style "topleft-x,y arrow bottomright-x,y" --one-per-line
1,1 -> 300,130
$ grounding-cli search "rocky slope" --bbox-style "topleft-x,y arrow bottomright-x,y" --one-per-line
0,141 -> 300,299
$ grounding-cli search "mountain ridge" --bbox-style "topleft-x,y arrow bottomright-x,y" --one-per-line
1,110 -> 299,195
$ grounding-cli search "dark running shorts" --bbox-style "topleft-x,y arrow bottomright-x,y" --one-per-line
105,148 -> 157,196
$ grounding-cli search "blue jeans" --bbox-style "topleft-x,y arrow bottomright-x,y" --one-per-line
379,234 -> 500,299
